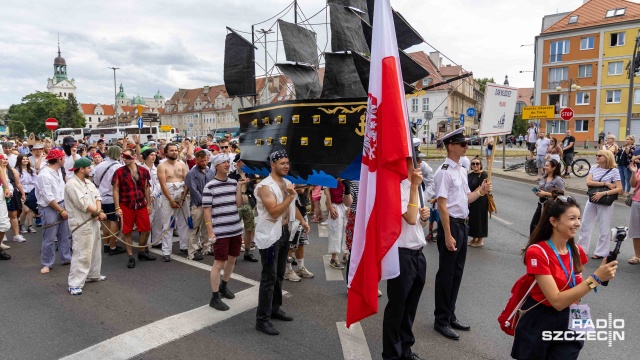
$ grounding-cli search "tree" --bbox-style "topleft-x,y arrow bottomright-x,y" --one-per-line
59,94 -> 86,129
475,77 -> 495,94
511,114 -> 527,136
6,92 -> 66,134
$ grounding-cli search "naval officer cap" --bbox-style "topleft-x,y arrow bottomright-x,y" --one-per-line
440,127 -> 466,145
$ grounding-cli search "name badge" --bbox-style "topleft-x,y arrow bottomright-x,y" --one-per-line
568,304 -> 594,332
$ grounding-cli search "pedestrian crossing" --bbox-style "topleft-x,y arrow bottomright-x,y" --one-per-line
337,322 -> 373,360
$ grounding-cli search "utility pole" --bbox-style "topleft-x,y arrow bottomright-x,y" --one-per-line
108,67 -> 120,127
626,35 -> 640,137
257,29 -> 274,105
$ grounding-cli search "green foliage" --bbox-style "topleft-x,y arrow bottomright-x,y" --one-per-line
511,114 -> 527,136
60,94 -> 86,129
6,92 -> 66,134
475,77 -> 495,94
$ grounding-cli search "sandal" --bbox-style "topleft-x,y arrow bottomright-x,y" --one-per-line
628,257 -> 640,265
591,255 -> 605,260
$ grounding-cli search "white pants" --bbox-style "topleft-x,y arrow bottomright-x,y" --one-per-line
327,203 -> 347,254
0,194 -> 10,232
576,201 -> 614,257
150,194 -> 163,246
68,221 -> 102,288
160,183 -> 189,256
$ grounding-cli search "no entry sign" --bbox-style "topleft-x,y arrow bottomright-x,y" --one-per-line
45,118 -> 58,130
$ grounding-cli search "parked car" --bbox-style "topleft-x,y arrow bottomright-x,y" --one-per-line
465,136 -> 481,145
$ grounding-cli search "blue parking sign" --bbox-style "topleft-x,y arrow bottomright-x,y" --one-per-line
460,114 -> 465,126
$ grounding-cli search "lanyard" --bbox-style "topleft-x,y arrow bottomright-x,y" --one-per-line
547,240 -> 576,288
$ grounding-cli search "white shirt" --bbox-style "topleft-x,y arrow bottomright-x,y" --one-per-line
92,159 -> 123,204
398,179 -> 428,250
254,175 -> 297,249
459,156 -> 470,170
8,153 -> 17,168
535,138 -> 550,156
527,127 -> 537,143
35,166 -> 66,208
19,170 -> 37,193
419,161 -> 435,200
64,154 -> 81,180
141,163 -> 160,198
434,157 -> 470,219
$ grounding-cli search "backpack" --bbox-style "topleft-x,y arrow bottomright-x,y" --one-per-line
498,243 -> 549,336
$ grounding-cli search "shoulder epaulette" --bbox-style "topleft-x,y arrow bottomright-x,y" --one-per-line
442,164 -> 449,170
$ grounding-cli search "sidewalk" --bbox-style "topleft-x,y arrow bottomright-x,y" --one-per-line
418,143 -> 599,160
490,165 -> 588,192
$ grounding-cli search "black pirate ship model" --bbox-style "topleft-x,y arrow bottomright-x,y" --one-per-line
224,0 -> 428,186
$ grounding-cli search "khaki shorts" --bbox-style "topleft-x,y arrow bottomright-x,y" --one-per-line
238,203 -> 255,231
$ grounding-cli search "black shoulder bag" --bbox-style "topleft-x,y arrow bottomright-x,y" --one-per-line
586,169 -> 617,206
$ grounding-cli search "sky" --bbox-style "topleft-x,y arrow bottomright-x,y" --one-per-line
0,0 -> 594,109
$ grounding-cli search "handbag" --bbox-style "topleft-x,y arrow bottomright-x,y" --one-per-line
586,169 -> 617,206
626,186 -> 639,207
24,189 -> 38,215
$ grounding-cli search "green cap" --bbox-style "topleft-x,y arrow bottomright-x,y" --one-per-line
69,157 -> 92,171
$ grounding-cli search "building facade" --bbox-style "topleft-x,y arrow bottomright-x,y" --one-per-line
46,43 -> 76,100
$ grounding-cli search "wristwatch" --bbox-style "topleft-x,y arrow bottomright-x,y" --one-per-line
585,278 -> 598,291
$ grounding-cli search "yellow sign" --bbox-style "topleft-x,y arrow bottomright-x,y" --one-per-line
137,105 -> 144,116
160,125 -> 172,132
522,106 -> 555,120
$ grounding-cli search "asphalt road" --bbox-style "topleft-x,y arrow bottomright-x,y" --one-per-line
0,175 -> 638,360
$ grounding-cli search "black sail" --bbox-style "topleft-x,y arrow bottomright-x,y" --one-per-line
278,20 -> 319,69
329,3 -> 369,54
363,2 -> 424,50
223,28 -> 257,97
399,49 -> 429,85
276,63 -> 322,99
327,0 -> 368,13
321,52 -> 367,98
351,52 -> 426,95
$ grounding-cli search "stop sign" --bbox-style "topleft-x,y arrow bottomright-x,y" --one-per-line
45,118 -> 58,130
560,108 -> 574,121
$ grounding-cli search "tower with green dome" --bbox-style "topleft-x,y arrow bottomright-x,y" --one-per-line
116,83 -> 129,107
46,39 -> 77,99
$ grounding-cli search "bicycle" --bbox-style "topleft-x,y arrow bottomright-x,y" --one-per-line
560,151 -> 591,178
504,156 -> 538,176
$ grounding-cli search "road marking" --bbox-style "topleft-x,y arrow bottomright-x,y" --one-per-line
336,322 -> 373,360
148,248 -> 259,287
318,224 -> 328,238
492,215 -> 512,225
60,286 -> 259,360
323,255 -> 345,281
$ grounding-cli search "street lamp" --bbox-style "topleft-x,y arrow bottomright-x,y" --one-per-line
555,78 -> 582,107
108,67 -> 120,127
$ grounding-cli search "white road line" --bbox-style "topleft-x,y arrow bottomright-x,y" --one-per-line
60,286 -> 260,360
323,255 -> 345,281
492,215 -> 512,225
317,224 -> 328,238
336,322 -> 373,360
148,248 -> 259,287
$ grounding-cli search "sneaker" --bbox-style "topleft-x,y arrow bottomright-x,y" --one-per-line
329,259 -> 344,269
320,221 -> 328,226
284,269 -> 301,282
190,251 -> 204,261
28,226 -> 37,233
0,242 -> 10,250
0,250 -> 10,260
162,255 -> 171,262
86,275 -> 107,282
35,217 -> 42,227
13,235 -> 26,243
68,287 -> 83,295
296,266 -> 314,278
209,296 -> 229,311
20,225 -> 27,234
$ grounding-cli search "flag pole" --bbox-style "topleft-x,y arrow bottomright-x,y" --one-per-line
487,136 -> 497,181
408,119 -> 425,208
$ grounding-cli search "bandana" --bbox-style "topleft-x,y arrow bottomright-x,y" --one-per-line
269,149 -> 288,163
45,148 -> 65,160
211,154 -> 229,167
122,153 -> 135,160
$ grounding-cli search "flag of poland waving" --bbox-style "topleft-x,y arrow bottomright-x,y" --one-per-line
346,0 -> 412,328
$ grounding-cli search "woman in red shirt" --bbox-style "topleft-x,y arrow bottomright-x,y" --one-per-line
512,194 -> 618,360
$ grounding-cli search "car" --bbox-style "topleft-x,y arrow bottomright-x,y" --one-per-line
465,136 -> 481,145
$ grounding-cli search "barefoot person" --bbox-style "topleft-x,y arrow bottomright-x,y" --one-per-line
157,143 -> 189,261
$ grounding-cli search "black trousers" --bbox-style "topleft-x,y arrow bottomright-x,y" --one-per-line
434,219 -> 468,327
382,249 -> 426,360
256,226 -> 290,323
529,201 -> 544,235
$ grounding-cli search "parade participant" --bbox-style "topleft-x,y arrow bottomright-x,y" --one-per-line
96,139 -> 106,159
113,149 -> 155,268
284,186 -> 314,281
3,142 -> 18,168
310,186 -> 323,223
417,153 -> 435,200
17,155 -> 37,233
234,159 -> 259,262
2,156 -> 27,243
35,148 -> 72,274
185,150 -> 215,261
253,150 -> 309,335
202,154 -> 248,311
513,195 -> 617,360
157,143 -> 189,261
86,145 -> 97,160
468,158 -> 488,247
62,136 -> 81,180
217,139 -> 235,172
29,143 -> 47,174
65,158 -> 107,295
382,164 -> 430,360
93,146 -> 126,255
0,156 -> 12,259
141,148 -> 163,250
43,139 -> 52,155
18,140 -> 30,155
433,128 -> 492,340
529,159 -> 565,235
90,153 -> 102,177
324,180 -> 348,269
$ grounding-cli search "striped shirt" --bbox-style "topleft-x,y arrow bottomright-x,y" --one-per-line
589,166 -> 621,183
202,178 -> 242,238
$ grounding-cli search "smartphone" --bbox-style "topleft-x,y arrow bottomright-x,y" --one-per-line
532,187 -> 539,193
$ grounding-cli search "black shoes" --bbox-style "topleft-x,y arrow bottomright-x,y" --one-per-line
179,249 -> 188,254
0,250 -> 11,260
127,258 -> 136,269
151,243 -> 161,249
109,246 -> 127,256
191,252 -> 204,261
255,321 -> 279,335
138,252 -> 157,261
209,296 -> 229,311
271,308 -> 293,321
103,244 -> 110,253
406,353 -> 425,360
219,286 -> 235,300
434,324 -> 459,340
162,255 -> 171,262
451,319 -> 470,331
243,253 -> 258,262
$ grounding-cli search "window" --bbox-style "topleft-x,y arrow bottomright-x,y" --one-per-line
547,120 -> 567,134
569,16 -> 578,24
580,36 -> 594,50
607,8 -> 626,17
98,117 -> 101,122
606,10 -> 615,18
578,64 -> 592,78
575,120 -> 589,132
422,98 -> 429,111
610,32 -> 625,46
89,117 -> 92,121
634,89 -> 640,104
548,94 -> 567,109
616,8 -> 626,16
608,61 -> 623,75
606,90 -> 621,103
422,78 -> 432,86
550,40 -> 570,62
515,101 -> 526,115
411,98 -> 418,112
548,67 -> 568,89
576,92 -> 590,105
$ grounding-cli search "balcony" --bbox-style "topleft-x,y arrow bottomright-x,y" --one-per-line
548,81 -> 563,90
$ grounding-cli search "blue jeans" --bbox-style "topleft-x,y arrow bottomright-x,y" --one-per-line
619,166 -> 632,192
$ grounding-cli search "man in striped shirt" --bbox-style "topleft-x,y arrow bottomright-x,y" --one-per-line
203,154 -> 249,311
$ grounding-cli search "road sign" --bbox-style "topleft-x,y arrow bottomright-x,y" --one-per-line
447,117 -> 451,123
466,107 -> 476,117
137,117 -> 144,129
560,107 -> 574,121
160,125 -> 172,132
189,123 -> 193,128
45,118 -> 58,130
415,118 -> 423,126
423,111 -> 433,120
460,114 -> 465,126
522,105 -> 555,120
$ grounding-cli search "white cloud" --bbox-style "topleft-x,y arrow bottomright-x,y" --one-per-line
0,0 -> 587,108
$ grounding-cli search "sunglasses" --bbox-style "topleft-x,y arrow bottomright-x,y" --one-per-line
471,162 -> 481,165
453,141 -> 468,147
555,195 -> 577,204
595,154 -> 603,157
220,146 -> 229,149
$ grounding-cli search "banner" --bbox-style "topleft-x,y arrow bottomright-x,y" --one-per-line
479,83 -> 518,136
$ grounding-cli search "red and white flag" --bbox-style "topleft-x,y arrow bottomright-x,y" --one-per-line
346,0 -> 412,328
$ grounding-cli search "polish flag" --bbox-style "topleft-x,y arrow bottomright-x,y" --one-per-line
346,0 -> 412,328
